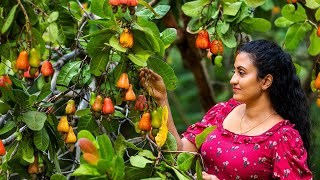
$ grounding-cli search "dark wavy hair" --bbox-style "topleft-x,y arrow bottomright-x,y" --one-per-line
239,40 -> 311,153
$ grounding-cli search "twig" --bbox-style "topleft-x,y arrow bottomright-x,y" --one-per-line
17,0 -> 32,48
2,125 -> 27,145
0,110 -> 12,127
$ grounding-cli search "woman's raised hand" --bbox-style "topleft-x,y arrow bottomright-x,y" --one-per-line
139,67 -> 167,105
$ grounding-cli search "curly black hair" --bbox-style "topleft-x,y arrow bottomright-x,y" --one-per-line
239,40 -> 311,153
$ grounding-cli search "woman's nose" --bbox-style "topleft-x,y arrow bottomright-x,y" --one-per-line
230,73 -> 238,85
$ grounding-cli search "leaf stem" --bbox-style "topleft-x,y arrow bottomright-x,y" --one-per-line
17,0 -> 32,49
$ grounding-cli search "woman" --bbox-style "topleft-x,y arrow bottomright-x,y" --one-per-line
139,40 -> 313,179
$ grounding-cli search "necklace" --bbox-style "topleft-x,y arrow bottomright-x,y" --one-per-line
240,110 -> 276,135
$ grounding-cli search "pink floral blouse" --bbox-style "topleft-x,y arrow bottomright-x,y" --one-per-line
182,99 -> 312,180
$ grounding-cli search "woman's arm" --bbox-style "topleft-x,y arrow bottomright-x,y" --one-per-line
139,68 -> 197,152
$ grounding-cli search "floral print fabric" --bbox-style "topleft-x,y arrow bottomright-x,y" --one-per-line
182,99 -> 312,180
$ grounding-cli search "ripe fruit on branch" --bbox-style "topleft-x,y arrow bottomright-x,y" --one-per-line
24,67 -> 39,79
92,95 -> 103,112
83,153 -> 99,166
134,95 -> 148,111
102,97 -> 115,114
195,30 -> 211,50
16,50 -> 29,71
317,96 -> 320,108
315,72 -> 320,89
40,61 -> 54,77
119,28 -> 134,48
29,48 -> 41,68
65,127 -> 77,144
116,72 -> 130,89
28,155 -> 39,174
89,92 -> 96,106
287,0 -> 297,3
109,0 -> 120,6
210,40 -> 224,55
78,138 -> 99,157
138,112 -> 151,131
124,84 -> 136,101
0,75 -> 12,87
127,0 -> 138,6
65,99 -> 76,115
317,26 -> 320,37
0,140 -> 6,156
57,116 -> 69,133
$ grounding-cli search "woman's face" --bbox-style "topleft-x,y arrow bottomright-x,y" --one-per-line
230,52 -> 264,103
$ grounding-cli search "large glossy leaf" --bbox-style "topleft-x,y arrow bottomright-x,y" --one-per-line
33,128 -> 50,151
77,129 -> 96,142
0,121 -> 15,135
129,155 -> 154,168
176,152 -> 195,171
136,5 -> 170,20
112,155 -> 125,180
308,29 -> 320,56
47,11 -> 59,23
285,22 -> 312,50
160,28 -> 177,49
316,8 -> 320,22
21,139 -> 34,163
281,4 -> 307,22
0,102 -> 11,115
223,2 -> 242,16
147,55 -> 178,90
135,16 -> 160,39
243,0 -> 265,8
1,5 -> 18,34
305,0 -> 320,9
22,111 -> 47,131
181,0 -> 211,18
162,132 -> 177,164
138,150 -> 156,160
240,17 -> 271,33
128,53 -> 148,67
56,61 -> 81,92
114,134 -> 127,157
109,35 -> 127,52
71,164 -> 100,176
97,134 -> 114,163
171,167 -> 191,180
195,126 -> 217,149
217,28 -> 237,48
37,82 -> 51,101
46,23 -> 59,43
274,17 -> 294,28
90,0 -> 113,19
133,30 -> 160,53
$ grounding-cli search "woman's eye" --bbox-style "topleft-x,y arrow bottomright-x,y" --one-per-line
232,70 -> 235,74
239,71 -> 245,76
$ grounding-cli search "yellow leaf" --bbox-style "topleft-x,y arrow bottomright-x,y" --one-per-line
155,105 -> 169,147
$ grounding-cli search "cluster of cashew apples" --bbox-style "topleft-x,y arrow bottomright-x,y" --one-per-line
109,0 -> 138,15
314,72 -> 320,107
195,29 -> 224,67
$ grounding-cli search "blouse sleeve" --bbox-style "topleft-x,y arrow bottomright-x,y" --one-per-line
272,127 -> 312,180
182,99 -> 238,145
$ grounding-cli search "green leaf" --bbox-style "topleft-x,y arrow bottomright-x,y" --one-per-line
29,95 -> 38,106
46,22 -> 59,43
240,17 -> 271,33
1,5 -> 18,34
38,83 -> 51,101
90,0 -> 113,19
315,8 -> 320,22
71,164 -> 100,176
135,16 -> 161,39
128,53 -> 148,67
217,21 -> 230,34
223,2 -> 242,16
243,0 -> 265,8
78,114 -> 99,133
112,155 -> 125,180
47,11 -> 59,23
125,165 -> 153,179
162,132 -> 177,164
133,29 -> 160,53
160,28 -> 177,49
21,139 -> 34,163
0,121 -> 15,135
281,4 -> 307,22
31,28 -> 46,53
75,108 -> 91,117
196,159 -> 203,180
195,126 -> 217,149
147,55 -> 178,91
0,102 -> 11,115
77,130 -> 96,142
181,0 -> 211,18
50,174 -> 67,180
171,167 -> 191,180
176,152 -> 195,171
0,43 -> 11,60
97,134 -> 114,162
129,155 -> 154,168
285,22 -> 312,50
114,134 -> 127,157
308,28 -> 320,56
305,0 -> 320,9
136,5 -> 170,20
138,150 -> 156,160
22,111 -> 47,131
217,28 -> 237,48
108,35 -> 127,52
56,61 -> 81,92
33,128 -> 50,151
274,17 -> 294,28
